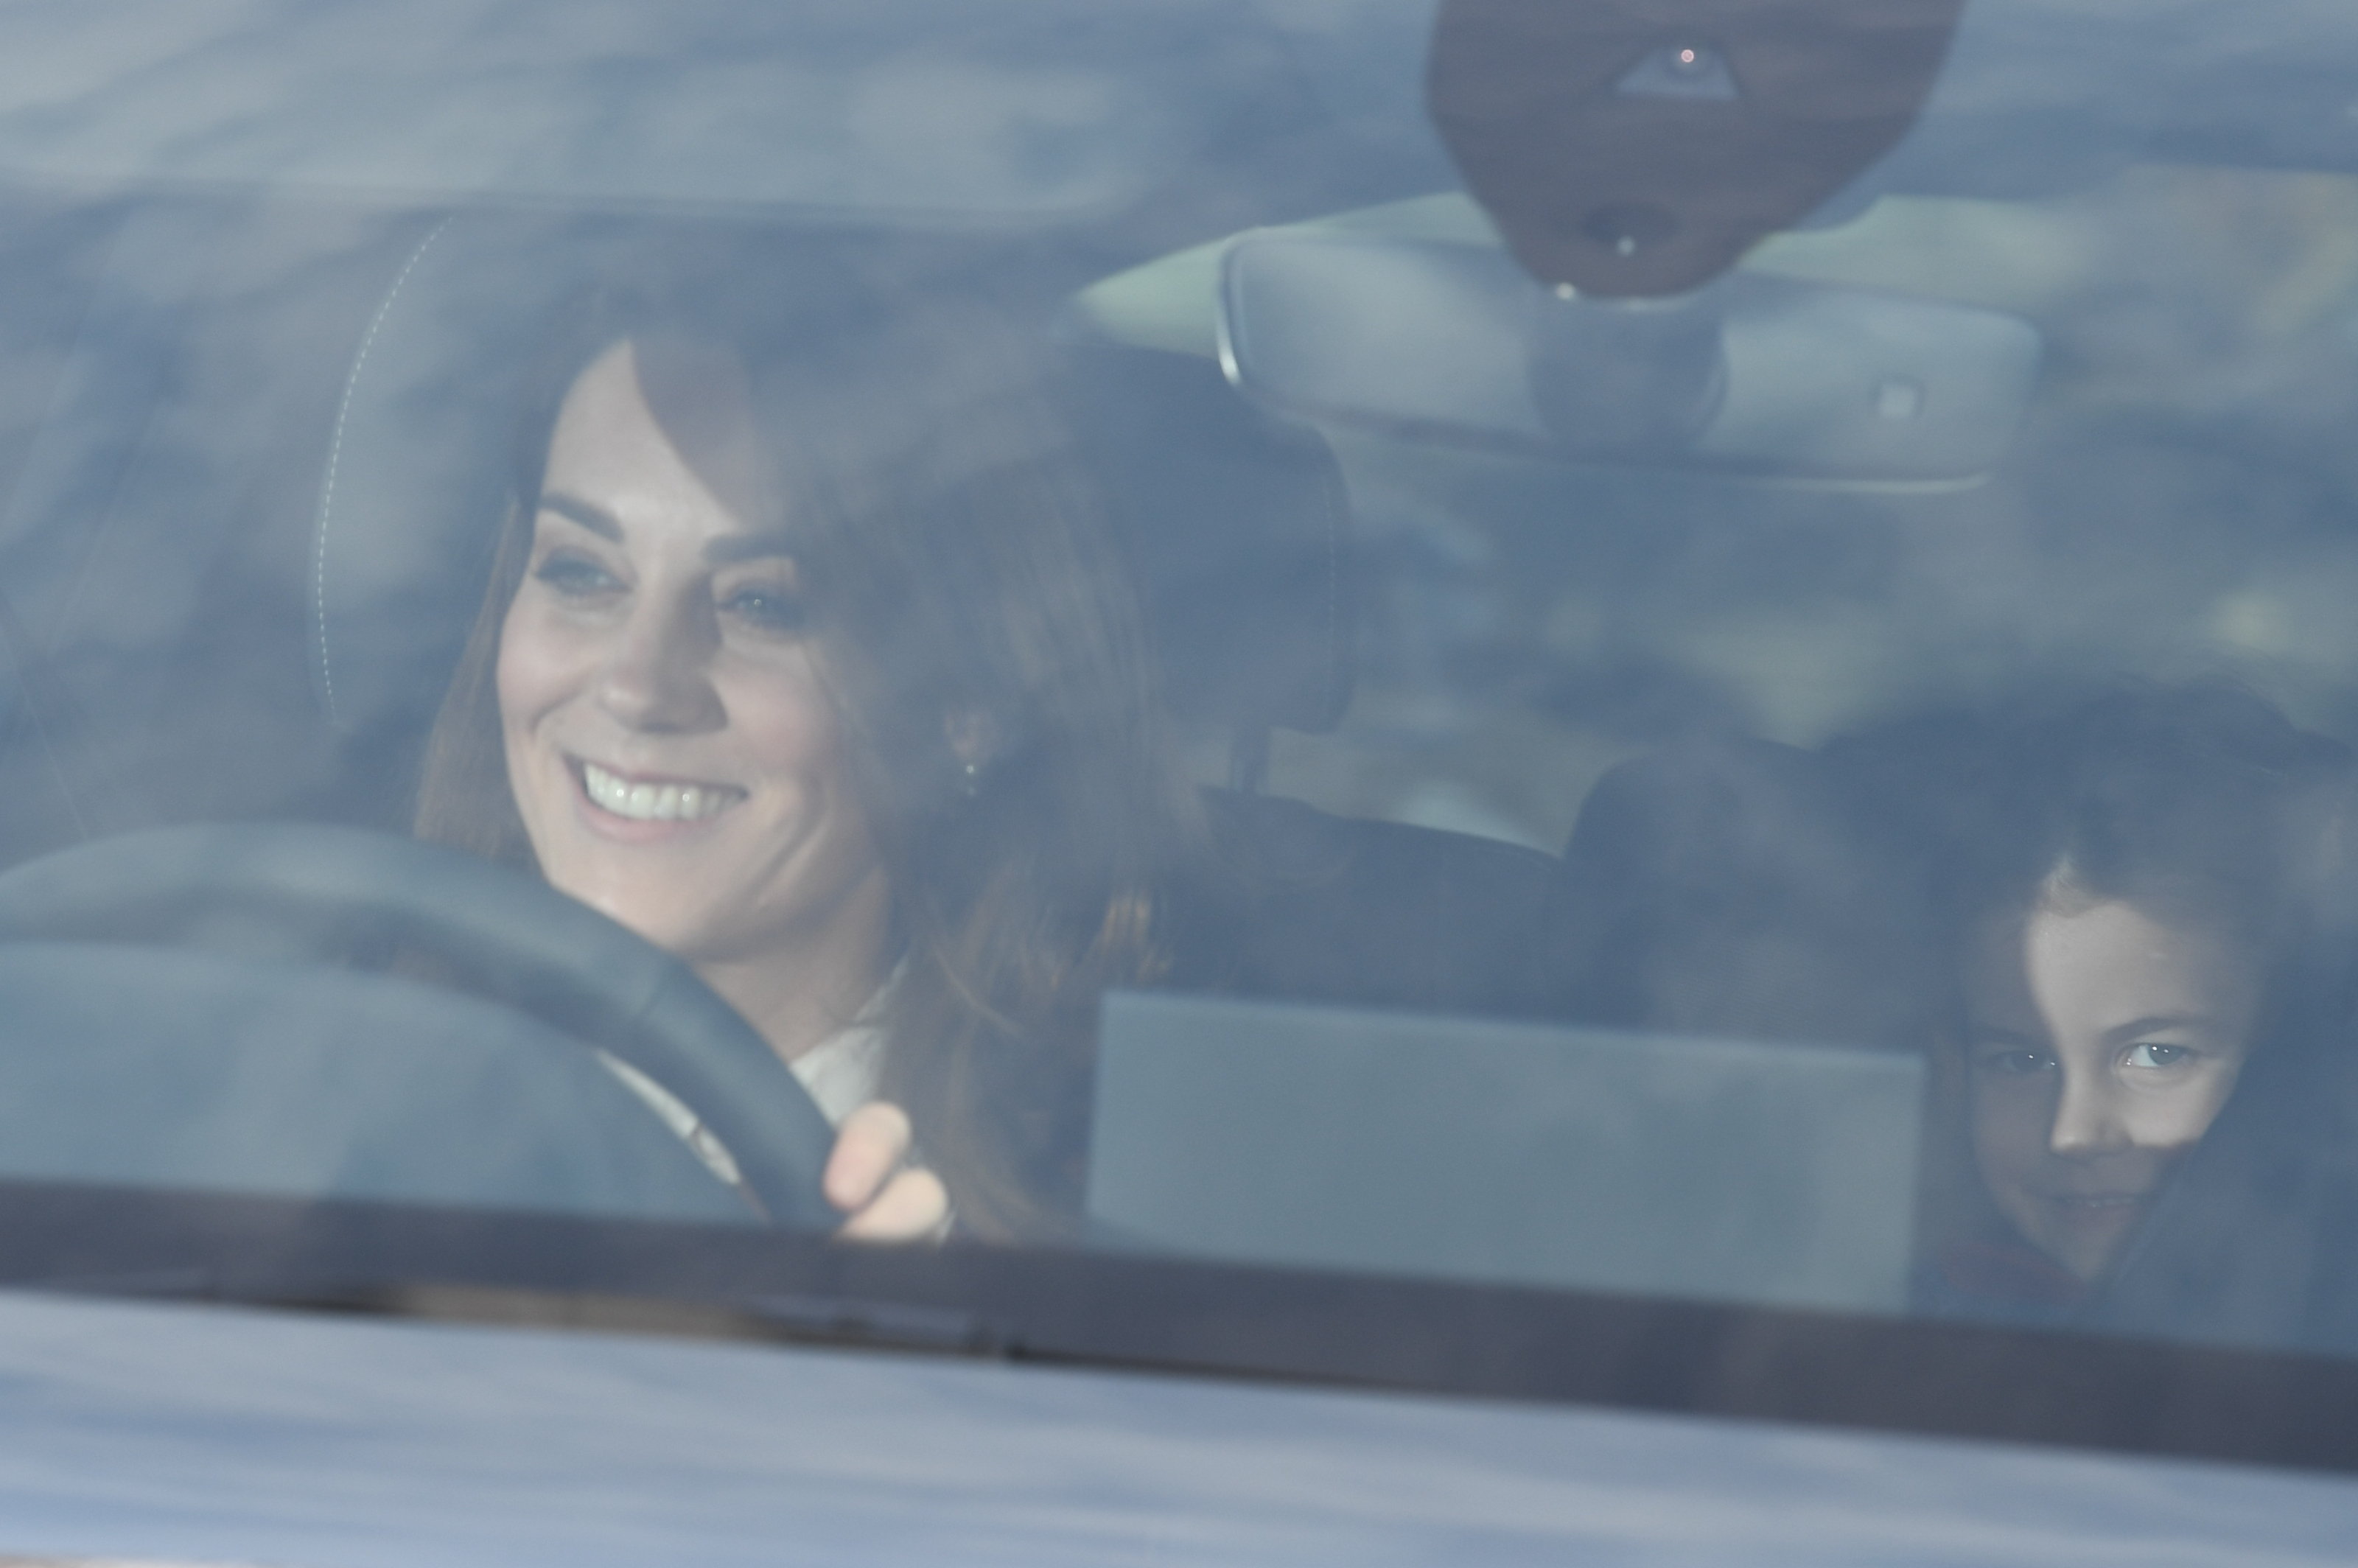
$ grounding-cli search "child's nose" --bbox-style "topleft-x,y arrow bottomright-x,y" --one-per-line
2048,1068 -> 2132,1156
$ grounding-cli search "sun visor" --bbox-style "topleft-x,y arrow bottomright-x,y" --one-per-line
0,0 -> 1235,219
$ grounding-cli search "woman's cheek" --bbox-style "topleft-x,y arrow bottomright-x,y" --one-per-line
713,655 -> 850,788
496,600 -> 573,723
495,601 -> 598,857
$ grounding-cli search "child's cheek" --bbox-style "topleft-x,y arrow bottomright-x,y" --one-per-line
2119,1065 -> 2243,1153
1970,1076 -> 2056,1188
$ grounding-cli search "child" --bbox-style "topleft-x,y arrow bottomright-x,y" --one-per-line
1900,687 -> 2352,1315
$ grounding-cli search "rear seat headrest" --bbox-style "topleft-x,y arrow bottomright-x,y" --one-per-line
1057,346 -> 1354,737
1545,734 -> 1941,1051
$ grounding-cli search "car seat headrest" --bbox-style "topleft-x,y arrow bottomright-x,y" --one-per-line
1545,734 -> 1941,1051
310,217 -> 551,742
1057,345 -> 1354,738
311,220 -> 1357,749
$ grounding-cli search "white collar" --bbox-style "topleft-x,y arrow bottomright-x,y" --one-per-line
595,965 -> 900,1205
787,962 -> 900,1126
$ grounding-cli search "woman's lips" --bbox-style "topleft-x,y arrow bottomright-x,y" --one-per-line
573,758 -> 746,825
2036,1190 -> 2152,1213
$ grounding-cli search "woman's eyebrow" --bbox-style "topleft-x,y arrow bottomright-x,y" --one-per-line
537,491 -> 623,540
1965,1024 -> 2042,1048
704,531 -> 799,566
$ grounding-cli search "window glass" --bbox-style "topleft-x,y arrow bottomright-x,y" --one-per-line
4,0 -> 2358,1402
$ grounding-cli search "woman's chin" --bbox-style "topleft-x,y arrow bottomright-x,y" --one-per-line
539,858 -> 730,954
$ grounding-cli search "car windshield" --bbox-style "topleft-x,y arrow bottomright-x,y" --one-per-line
9,0 -> 2358,1469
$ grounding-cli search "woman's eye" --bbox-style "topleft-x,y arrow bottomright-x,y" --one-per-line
531,551 -> 621,598
2124,1042 -> 2193,1070
1979,1049 -> 2056,1077
720,583 -> 809,635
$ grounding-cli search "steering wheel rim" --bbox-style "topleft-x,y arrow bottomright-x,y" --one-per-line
0,824 -> 839,1227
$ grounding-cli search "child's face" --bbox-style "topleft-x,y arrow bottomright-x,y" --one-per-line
1960,899 -> 2261,1284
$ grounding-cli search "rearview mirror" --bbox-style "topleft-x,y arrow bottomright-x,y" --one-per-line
1216,232 -> 2040,485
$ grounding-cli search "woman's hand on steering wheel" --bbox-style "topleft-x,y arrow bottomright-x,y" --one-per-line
826,1102 -> 953,1242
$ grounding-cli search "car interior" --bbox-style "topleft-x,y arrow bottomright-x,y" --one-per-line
7,0 -> 2358,1368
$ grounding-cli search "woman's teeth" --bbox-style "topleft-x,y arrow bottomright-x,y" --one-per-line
581,762 -> 738,822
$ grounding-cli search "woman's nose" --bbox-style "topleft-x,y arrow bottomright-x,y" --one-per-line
2048,1068 -> 2132,1157
593,594 -> 723,732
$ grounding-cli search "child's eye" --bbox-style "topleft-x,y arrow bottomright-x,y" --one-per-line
1979,1049 -> 2056,1077
719,582 -> 809,635
532,550 -> 621,599
2124,1042 -> 2193,1070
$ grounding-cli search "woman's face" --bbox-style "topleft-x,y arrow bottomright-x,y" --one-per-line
497,338 -> 886,968
1961,898 -> 2261,1283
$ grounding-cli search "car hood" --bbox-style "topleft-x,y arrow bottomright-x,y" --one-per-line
0,1289 -> 2349,1565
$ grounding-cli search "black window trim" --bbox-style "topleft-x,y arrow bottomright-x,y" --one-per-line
6,1178 -> 2358,1477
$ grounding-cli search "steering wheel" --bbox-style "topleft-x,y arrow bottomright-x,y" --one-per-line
0,824 -> 839,1227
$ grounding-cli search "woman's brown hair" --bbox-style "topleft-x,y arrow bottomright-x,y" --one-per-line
415,237 -> 1202,1239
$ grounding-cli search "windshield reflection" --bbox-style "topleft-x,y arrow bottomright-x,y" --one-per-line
0,81 -> 2354,1379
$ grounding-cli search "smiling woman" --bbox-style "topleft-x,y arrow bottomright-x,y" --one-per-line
499,340 -> 893,1077
411,248 -> 1202,1241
